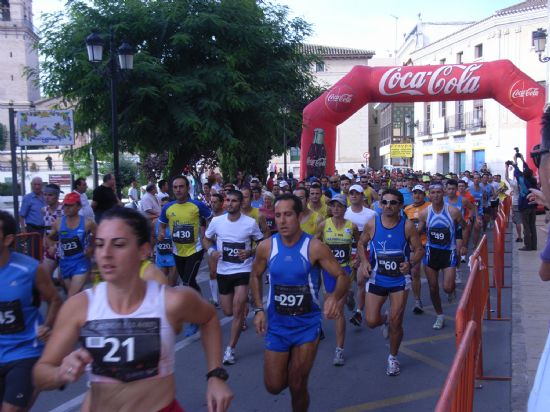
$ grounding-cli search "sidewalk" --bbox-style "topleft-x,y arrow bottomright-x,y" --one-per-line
512,215 -> 550,411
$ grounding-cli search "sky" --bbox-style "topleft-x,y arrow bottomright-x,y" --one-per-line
33,0 -> 520,57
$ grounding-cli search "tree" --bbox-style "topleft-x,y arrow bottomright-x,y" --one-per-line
0,123 -> 6,150
35,0 -> 321,181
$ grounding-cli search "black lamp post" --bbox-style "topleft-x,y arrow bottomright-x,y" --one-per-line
532,28 -> 550,63
85,31 -> 134,198
280,106 -> 290,179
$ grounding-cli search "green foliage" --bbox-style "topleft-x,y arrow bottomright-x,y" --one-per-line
99,156 -> 139,188
0,123 -> 7,150
36,0 -> 320,179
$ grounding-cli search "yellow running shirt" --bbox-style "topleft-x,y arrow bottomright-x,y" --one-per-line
159,199 -> 211,257
404,202 -> 431,245
300,210 -> 320,236
322,218 -> 353,267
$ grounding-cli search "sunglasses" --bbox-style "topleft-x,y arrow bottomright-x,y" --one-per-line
381,199 -> 401,205
531,144 -> 550,168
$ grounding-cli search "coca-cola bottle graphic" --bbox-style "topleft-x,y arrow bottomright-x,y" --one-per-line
306,128 -> 327,178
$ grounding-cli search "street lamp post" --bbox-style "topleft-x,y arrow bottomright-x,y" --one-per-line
280,107 -> 290,179
85,30 -> 134,198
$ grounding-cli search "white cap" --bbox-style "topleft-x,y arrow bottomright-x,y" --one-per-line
278,180 -> 289,187
413,184 -> 425,192
349,184 -> 364,194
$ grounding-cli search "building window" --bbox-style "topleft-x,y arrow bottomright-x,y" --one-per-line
9,51 -> 12,57
473,100 -> 483,125
439,58 -> 446,65
315,62 -> 325,72
474,44 -> 483,59
440,101 -> 446,117
1,0 -> 9,21
456,52 -> 463,64
425,103 -> 431,124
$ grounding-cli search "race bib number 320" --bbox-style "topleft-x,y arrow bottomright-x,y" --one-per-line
274,285 -> 312,316
80,318 -> 161,382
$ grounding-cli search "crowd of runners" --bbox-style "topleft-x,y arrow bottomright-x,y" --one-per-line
2,163 -> 521,411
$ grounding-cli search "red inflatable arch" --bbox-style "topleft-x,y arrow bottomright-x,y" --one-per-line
300,60 -> 545,179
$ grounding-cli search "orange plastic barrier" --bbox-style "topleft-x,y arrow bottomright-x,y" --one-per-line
14,232 -> 43,261
491,198 -> 512,319
435,320 -> 477,412
455,244 -> 488,379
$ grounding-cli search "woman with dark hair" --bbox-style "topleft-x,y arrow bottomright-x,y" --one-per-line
33,207 -> 233,412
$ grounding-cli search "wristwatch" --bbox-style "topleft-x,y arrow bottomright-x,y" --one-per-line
253,307 -> 264,314
206,367 -> 229,381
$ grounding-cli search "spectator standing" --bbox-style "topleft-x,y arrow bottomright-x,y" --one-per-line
73,178 -> 95,222
45,155 -> 53,170
140,183 -> 162,222
128,180 -> 139,207
505,165 -> 523,242
19,177 -> 46,233
91,173 -> 121,223
514,153 -> 538,251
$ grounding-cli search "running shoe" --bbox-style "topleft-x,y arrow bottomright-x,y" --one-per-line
382,310 -> 389,339
386,357 -> 400,376
333,347 -> 345,366
412,299 -> 424,315
184,323 -> 199,337
448,290 -> 457,304
349,310 -> 363,327
433,315 -> 445,330
345,290 -> 356,312
455,272 -> 463,284
222,346 -> 235,365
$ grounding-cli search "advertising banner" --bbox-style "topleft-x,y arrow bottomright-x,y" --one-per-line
390,144 -> 413,158
17,110 -> 74,146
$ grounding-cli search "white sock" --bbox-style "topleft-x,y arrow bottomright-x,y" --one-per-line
209,280 -> 219,303
388,354 -> 397,361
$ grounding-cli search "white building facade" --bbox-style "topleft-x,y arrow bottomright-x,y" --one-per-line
407,1 -> 547,174
271,45 -> 375,177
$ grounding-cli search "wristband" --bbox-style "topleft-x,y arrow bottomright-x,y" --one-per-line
207,247 -> 215,256
253,307 -> 264,314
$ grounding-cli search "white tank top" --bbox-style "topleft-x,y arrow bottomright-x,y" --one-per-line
83,281 -> 176,383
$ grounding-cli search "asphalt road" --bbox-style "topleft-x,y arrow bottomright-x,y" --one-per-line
33,244 -> 512,412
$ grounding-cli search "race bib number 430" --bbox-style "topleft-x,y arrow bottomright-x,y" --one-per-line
80,318 -> 161,382
274,285 -> 312,316
172,224 -> 194,244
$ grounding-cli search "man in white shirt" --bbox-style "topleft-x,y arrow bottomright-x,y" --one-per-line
344,184 -> 376,326
505,163 -> 523,242
203,189 -> 263,365
128,180 -> 139,206
73,177 -> 94,221
140,183 -> 161,221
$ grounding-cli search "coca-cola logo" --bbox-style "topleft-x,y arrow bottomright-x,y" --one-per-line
378,64 -> 482,96
325,85 -> 354,113
306,157 -> 327,167
509,80 -> 541,108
